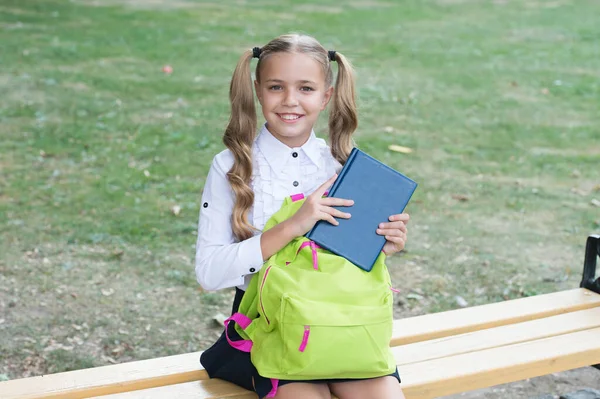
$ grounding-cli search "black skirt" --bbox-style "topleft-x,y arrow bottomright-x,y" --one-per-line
200,288 -> 401,399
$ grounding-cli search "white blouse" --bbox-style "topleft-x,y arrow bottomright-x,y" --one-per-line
195,125 -> 342,291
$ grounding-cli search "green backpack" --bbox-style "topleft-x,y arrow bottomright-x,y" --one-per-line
224,195 -> 396,396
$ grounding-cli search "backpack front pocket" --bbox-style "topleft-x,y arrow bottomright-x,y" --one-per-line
279,294 -> 394,379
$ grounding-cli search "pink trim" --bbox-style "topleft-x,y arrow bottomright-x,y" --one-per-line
291,193 -> 304,202
266,379 -> 279,398
298,325 -> 310,352
224,313 -> 253,353
298,241 -> 321,270
259,266 -> 272,324
285,261 -> 290,265
323,190 -> 329,196
390,287 -> 401,293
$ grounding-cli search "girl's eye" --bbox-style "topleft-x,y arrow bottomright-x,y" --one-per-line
300,86 -> 315,92
269,85 -> 282,91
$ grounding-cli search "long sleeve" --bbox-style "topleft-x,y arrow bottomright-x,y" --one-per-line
195,153 -> 265,291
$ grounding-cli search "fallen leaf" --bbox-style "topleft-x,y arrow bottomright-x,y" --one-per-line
171,205 -> 181,216
102,356 -> 118,364
383,126 -> 394,133
406,293 -> 424,301
455,296 -> 469,308
452,194 -> 470,202
101,288 -> 114,296
388,144 -> 413,154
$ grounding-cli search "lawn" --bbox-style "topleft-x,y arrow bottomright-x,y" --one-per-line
1,0 -> 599,382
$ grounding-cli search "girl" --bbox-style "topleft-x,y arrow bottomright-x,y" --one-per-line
196,33 -> 409,399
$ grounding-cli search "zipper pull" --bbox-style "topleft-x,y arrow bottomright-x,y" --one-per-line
298,325 -> 310,352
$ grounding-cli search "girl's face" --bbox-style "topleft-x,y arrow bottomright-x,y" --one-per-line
255,52 -> 333,148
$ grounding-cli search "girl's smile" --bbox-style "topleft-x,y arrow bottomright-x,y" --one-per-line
278,113 -> 304,123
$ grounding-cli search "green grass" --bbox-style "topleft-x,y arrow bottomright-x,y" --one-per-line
1,0 -> 599,378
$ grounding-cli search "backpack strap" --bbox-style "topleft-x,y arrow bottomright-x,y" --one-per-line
291,193 -> 304,202
225,313 -> 279,398
298,241 -> 321,270
223,313 -> 253,353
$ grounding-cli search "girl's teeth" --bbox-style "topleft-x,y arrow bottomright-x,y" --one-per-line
281,114 -> 299,120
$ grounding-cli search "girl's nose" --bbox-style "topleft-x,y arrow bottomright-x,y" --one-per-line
282,90 -> 299,106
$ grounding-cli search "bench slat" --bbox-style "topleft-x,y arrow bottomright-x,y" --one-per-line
3,288 -> 599,399
396,306 -> 600,365
391,287 -> 600,345
91,326 -> 600,399
0,353 -> 207,399
401,327 -> 600,398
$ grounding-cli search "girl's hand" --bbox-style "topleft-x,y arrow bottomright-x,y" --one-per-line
378,213 -> 410,256
286,174 -> 354,237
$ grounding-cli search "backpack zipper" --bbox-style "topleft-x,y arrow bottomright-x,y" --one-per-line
298,325 -> 310,352
259,265 -> 272,325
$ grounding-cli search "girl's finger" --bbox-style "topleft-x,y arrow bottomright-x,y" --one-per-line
389,213 -> 410,223
377,228 -> 404,237
314,174 -> 338,198
385,235 -> 405,244
323,206 -> 351,219
321,212 -> 339,226
378,221 -> 407,232
321,197 -> 354,207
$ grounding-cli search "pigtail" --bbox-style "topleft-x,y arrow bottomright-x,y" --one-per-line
223,49 -> 258,241
328,51 -> 358,165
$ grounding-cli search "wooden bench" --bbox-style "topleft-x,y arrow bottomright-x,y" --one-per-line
3,234 -> 600,399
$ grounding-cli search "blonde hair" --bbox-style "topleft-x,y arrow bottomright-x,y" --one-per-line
224,33 -> 358,241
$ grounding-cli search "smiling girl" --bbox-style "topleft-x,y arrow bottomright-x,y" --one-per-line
195,33 -> 409,399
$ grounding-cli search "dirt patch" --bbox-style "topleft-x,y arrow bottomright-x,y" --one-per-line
72,0 -> 199,10
524,0 -> 572,9
506,27 -> 570,43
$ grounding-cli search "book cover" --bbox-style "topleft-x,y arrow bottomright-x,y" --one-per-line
305,148 -> 418,272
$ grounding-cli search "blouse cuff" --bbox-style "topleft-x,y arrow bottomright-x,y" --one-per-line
238,233 -> 265,276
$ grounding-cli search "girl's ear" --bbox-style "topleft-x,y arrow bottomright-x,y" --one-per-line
321,86 -> 334,110
254,80 -> 262,104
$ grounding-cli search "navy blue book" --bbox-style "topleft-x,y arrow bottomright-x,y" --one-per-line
305,148 -> 418,272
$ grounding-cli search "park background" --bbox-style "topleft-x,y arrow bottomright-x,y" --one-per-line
1,0 -> 599,397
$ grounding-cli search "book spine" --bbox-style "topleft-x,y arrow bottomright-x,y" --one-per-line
326,147 -> 358,198
305,148 -> 357,239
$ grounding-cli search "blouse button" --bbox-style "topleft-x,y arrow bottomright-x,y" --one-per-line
293,181 -> 299,187
292,152 -> 298,158
249,268 -> 256,273
203,202 -> 208,208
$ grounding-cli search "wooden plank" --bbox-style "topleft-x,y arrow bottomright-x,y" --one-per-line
89,327 -> 600,399
401,327 -> 600,398
391,288 -> 600,345
395,307 -> 600,365
0,352 -> 207,399
3,289 -> 599,399
91,379 -> 253,399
